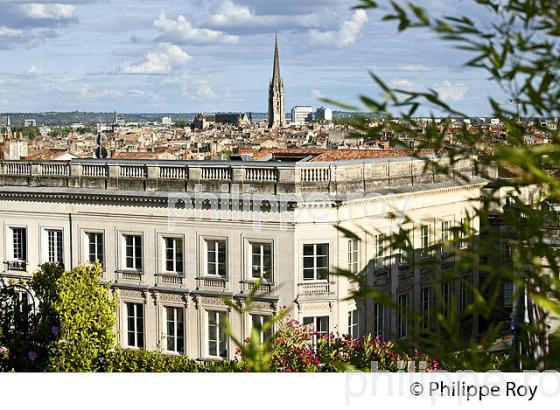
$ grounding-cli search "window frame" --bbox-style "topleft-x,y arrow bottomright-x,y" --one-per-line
348,238 -> 359,274
46,229 -> 64,264
347,309 -> 358,338
249,241 -> 273,281
251,313 -> 273,344
302,243 -> 329,281
303,316 -> 329,345
122,233 -> 143,272
204,238 -> 228,278
164,306 -> 185,354
125,302 -> 144,349
207,310 -> 228,359
86,231 -> 105,267
420,224 -> 430,257
9,226 -> 27,262
162,236 -> 184,275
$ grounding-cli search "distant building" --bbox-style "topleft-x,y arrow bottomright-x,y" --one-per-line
291,106 -> 314,125
315,107 -> 333,122
162,117 -> 172,126
192,113 -> 252,130
24,119 -> 37,127
23,149 -> 77,161
1,116 -> 28,160
268,35 -> 286,129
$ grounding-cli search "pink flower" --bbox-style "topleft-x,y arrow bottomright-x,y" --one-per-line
0,346 -> 7,354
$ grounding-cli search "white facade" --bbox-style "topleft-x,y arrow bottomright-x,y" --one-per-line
315,107 -> 333,122
291,106 -> 314,125
0,155 -> 484,360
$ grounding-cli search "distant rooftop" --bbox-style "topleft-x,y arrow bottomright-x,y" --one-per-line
253,148 -> 435,162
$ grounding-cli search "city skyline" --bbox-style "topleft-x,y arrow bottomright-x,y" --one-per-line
0,1 -> 506,115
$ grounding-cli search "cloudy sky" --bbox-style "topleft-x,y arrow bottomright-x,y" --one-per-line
0,0 -> 506,114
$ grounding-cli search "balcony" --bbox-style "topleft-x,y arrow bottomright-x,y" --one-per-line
116,270 -> 142,283
196,277 -> 227,292
156,273 -> 184,287
240,280 -> 275,294
297,281 -> 335,298
4,260 -> 27,272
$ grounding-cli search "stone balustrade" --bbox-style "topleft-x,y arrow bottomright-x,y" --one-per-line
0,156 -> 477,196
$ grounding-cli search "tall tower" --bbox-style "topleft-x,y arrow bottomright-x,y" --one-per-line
268,34 -> 286,129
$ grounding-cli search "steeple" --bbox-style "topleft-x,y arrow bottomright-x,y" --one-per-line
272,33 -> 281,86
268,34 -> 286,129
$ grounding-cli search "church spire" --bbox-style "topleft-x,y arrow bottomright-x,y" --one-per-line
272,33 -> 281,85
268,34 -> 286,129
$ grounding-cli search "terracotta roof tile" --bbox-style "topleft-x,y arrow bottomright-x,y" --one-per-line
253,148 -> 435,162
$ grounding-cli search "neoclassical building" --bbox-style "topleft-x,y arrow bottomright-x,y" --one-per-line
0,149 -> 485,360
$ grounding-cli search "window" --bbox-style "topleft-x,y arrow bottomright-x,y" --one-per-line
441,283 -> 451,319
348,310 -> 358,338
165,306 -> 184,354
459,218 -> 469,249
206,239 -> 227,277
11,227 -> 27,261
441,221 -> 451,252
251,314 -> 273,343
164,237 -> 183,274
124,235 -> 142,270
397,294 -> 408,339
420,225 -> 430,256
348,239 -> 359,273
420,287 -> 431,329
375,234 -> 387,268
503,281 -> 514,307
126,303 -> 144,348
207,310 -> 228,358
303,243 -> 329,281
251,242 -> 272,280
503,242 -> 512,258
47,229 -> 63,264
87,232 -> 104,265
441,221 -> 451,243
373,303 -> 384,339
303,316 -> 329,345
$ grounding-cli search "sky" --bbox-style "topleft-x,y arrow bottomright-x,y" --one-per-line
0,0 -> 507,115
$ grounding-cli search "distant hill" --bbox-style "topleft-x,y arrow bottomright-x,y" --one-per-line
0,111 -> 365,126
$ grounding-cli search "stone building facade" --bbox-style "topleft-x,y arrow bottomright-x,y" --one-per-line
0,152 -> 485,360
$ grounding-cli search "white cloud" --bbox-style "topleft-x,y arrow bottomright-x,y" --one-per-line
397,64 -> 431,72
0,26 -> 24,38
19,3 -> 77,20
309,10 -> 367,48
121,44 -> 192,75
311,89 -> 323,100
208,0 -> 323,31
389,79 -> 422,92
26,65 -> 44,76
161,74 -> 217,99
434,80 -> 468,101
154,11 -> 239,45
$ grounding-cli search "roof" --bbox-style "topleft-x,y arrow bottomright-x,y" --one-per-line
112,151 -> 174,160
23,149 -> 78,161
252,148 -> 435,162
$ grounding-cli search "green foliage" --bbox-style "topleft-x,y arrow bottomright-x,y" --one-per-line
0,263 -> 117,372
47,263 -> 117,371
328,0 -> 560,371
173,120 -> 190,129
